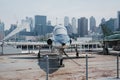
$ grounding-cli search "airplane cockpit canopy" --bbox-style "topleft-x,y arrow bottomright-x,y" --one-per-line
53,25 -> 67,36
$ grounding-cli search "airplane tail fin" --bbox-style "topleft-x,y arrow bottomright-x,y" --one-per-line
101,24 -> 113,37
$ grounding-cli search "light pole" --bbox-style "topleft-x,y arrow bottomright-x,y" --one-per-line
117,53 -> 119,79
46,55 -> 49,80
86,54 -> 88,80
1,41 -> 4,55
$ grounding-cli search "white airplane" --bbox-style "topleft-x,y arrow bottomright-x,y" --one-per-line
46,25 -> 71,66
47,25 -> 70,47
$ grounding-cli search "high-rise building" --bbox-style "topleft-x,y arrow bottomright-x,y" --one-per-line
65,23 -> 73,36
0,21 -> 4,40
114,19 -> 118,31
64,16 -> 69,27
46,20 -> 54,34
117,11 -> 120,30
90,16 -> 96,32
21,17 -> 33,32
26,17 -> 33,32
71,17 -> 77,34
101,18 -> 106,24
9,24 -> 17,33
104,18 -> 117,32
47,20 -> 51,26
78,17 -> 88,37
34,15 -> 47,35
46,25 -> 54,34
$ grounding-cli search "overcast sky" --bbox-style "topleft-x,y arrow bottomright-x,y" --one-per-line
0,0 -> 120,30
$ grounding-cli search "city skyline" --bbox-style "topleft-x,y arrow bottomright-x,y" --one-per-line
0,0 -> 120,30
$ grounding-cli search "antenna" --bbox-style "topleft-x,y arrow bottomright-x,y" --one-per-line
14,15 -> 18,25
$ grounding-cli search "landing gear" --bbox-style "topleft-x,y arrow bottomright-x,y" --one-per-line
58,49 -> 64,67
76,52 -> 79,58
38,51 -> 41,58
75,45 -> 79,58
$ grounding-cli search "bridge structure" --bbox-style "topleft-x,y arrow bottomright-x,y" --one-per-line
3,21 -> 29,41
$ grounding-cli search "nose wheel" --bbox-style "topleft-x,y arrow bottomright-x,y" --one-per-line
58,48 -> 65,67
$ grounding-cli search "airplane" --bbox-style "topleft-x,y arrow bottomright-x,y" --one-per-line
101,24 -> 120,54
46,25 -> 71,66
37,25 -> 76,66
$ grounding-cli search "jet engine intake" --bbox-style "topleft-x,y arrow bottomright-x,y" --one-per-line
47,39 -> 52,45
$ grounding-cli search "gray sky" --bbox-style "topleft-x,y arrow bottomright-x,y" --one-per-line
0,0 -> 120,30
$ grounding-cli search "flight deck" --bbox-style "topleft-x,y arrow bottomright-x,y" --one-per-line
0,52 -> 119,80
